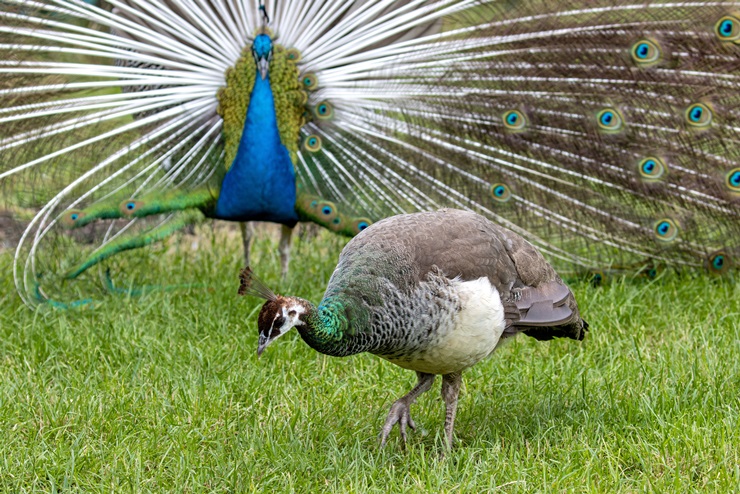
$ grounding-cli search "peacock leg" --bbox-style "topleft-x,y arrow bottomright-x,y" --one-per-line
239,222 -> 255,266
65,209 -> 205,279
380,371 -> 435,447
278,224 -> 293,279
441,372 -> 462,449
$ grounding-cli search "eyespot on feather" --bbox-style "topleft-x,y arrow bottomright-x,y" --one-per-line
638,156 -> 668,181
684,103 -> 713,128
301,73 -> 318,90
119,200 -> 143,215
630,39 -> 662,66
351,218 -> 372,234
501,110 -> 527,131
490,183 -> 512,203
61,210 -> 86,227
313,200 -> 338,221
596,108 -> 624,133
725,167 -> 740,193
303,134 -> 322,153
653,218 -> 679,242
715,14 -> 740,41
706,251 -> 732,275
286,47 -> 301,62
314,101 -> 333,120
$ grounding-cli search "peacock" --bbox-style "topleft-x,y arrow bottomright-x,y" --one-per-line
239,209 -> 588,448
1,1 -> 739,308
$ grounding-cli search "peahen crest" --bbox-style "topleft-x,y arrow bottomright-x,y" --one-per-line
1,0 -> 739,307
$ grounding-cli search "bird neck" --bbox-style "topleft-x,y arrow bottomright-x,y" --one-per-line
297,296 -> 367,357
214,69 -> 298,224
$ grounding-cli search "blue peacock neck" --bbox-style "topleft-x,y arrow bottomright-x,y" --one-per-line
214,35 -> 299,225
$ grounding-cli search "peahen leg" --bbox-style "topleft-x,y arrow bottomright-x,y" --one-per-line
380,371 -> 435,447
441,372 -> 462,449
278,224 -> 293,279
239,222 -> 254,266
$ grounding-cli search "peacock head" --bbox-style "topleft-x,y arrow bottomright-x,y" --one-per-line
238,267 -> 310,356
252,33 -> 273,80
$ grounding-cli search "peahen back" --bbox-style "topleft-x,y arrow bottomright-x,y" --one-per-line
1,0 -> 739,307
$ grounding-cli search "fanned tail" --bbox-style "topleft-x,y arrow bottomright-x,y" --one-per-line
1,1 -> 739,308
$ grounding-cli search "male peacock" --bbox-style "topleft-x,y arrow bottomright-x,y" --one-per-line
1,1 -> 740,307
239,209 -> 588,447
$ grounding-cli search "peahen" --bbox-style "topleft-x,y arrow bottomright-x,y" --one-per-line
1,1 -> 740,307
239,209 -> 588,448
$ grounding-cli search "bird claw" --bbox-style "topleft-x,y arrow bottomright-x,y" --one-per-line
379,399 -> 416,448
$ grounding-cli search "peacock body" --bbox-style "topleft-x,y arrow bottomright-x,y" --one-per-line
1,1 -> 740,307
241,209 -> 587,447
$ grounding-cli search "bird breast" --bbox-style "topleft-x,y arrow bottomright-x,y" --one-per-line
381,277 -> 507,375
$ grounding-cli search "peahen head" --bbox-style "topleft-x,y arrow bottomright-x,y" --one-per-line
252,33 -> 273,79
255,296 -> 311,356
238,267 -> 310,356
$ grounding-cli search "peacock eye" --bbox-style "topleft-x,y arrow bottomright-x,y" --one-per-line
596,108 -> 624,132
726,168 -> 740,191
630,39 -> 661,65
684,103 -> 712,128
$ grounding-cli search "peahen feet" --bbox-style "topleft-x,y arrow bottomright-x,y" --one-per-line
379,372 -> 435,448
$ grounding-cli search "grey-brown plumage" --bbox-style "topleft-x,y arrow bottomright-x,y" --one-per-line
240,209 -> 587,448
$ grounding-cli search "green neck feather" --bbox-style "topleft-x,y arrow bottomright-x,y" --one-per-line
298,296 -> 370,357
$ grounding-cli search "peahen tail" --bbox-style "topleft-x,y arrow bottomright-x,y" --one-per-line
1,0 -> 739,307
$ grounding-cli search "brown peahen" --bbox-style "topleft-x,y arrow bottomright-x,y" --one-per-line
239,209 -> 588,448
1,1 -> 739,307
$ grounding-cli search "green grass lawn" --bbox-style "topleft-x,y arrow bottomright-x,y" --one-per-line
0,226 -> 738,492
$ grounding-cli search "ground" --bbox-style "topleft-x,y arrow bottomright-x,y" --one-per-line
0,224 -> 738,492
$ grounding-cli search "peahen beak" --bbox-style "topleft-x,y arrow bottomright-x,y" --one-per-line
257,334 -> 269,357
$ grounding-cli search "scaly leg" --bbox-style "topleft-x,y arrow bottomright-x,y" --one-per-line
441,372 -> 463,449
239,222 -> 254,267
278,224 -> 293,279
380,372 -> 435,447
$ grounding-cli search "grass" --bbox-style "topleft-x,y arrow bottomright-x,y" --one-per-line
0,225 -> 739,492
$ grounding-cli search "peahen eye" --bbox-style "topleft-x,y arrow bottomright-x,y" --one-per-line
596,108 -> 624,132
715,15 -> 740,40
638,156 -> 667,181
653,218 -> 679,241
685,103 -> 712,128
630,39 -> 661,65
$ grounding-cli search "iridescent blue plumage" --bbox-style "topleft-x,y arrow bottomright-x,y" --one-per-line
215,34 -> 298,225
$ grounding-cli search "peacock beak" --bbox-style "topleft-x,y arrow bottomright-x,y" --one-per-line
258,58 -> 269,80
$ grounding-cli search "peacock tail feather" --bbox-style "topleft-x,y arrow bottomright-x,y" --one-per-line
1,0 -> 739,307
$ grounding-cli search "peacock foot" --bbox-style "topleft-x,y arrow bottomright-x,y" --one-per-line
380,398 -> 417,448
